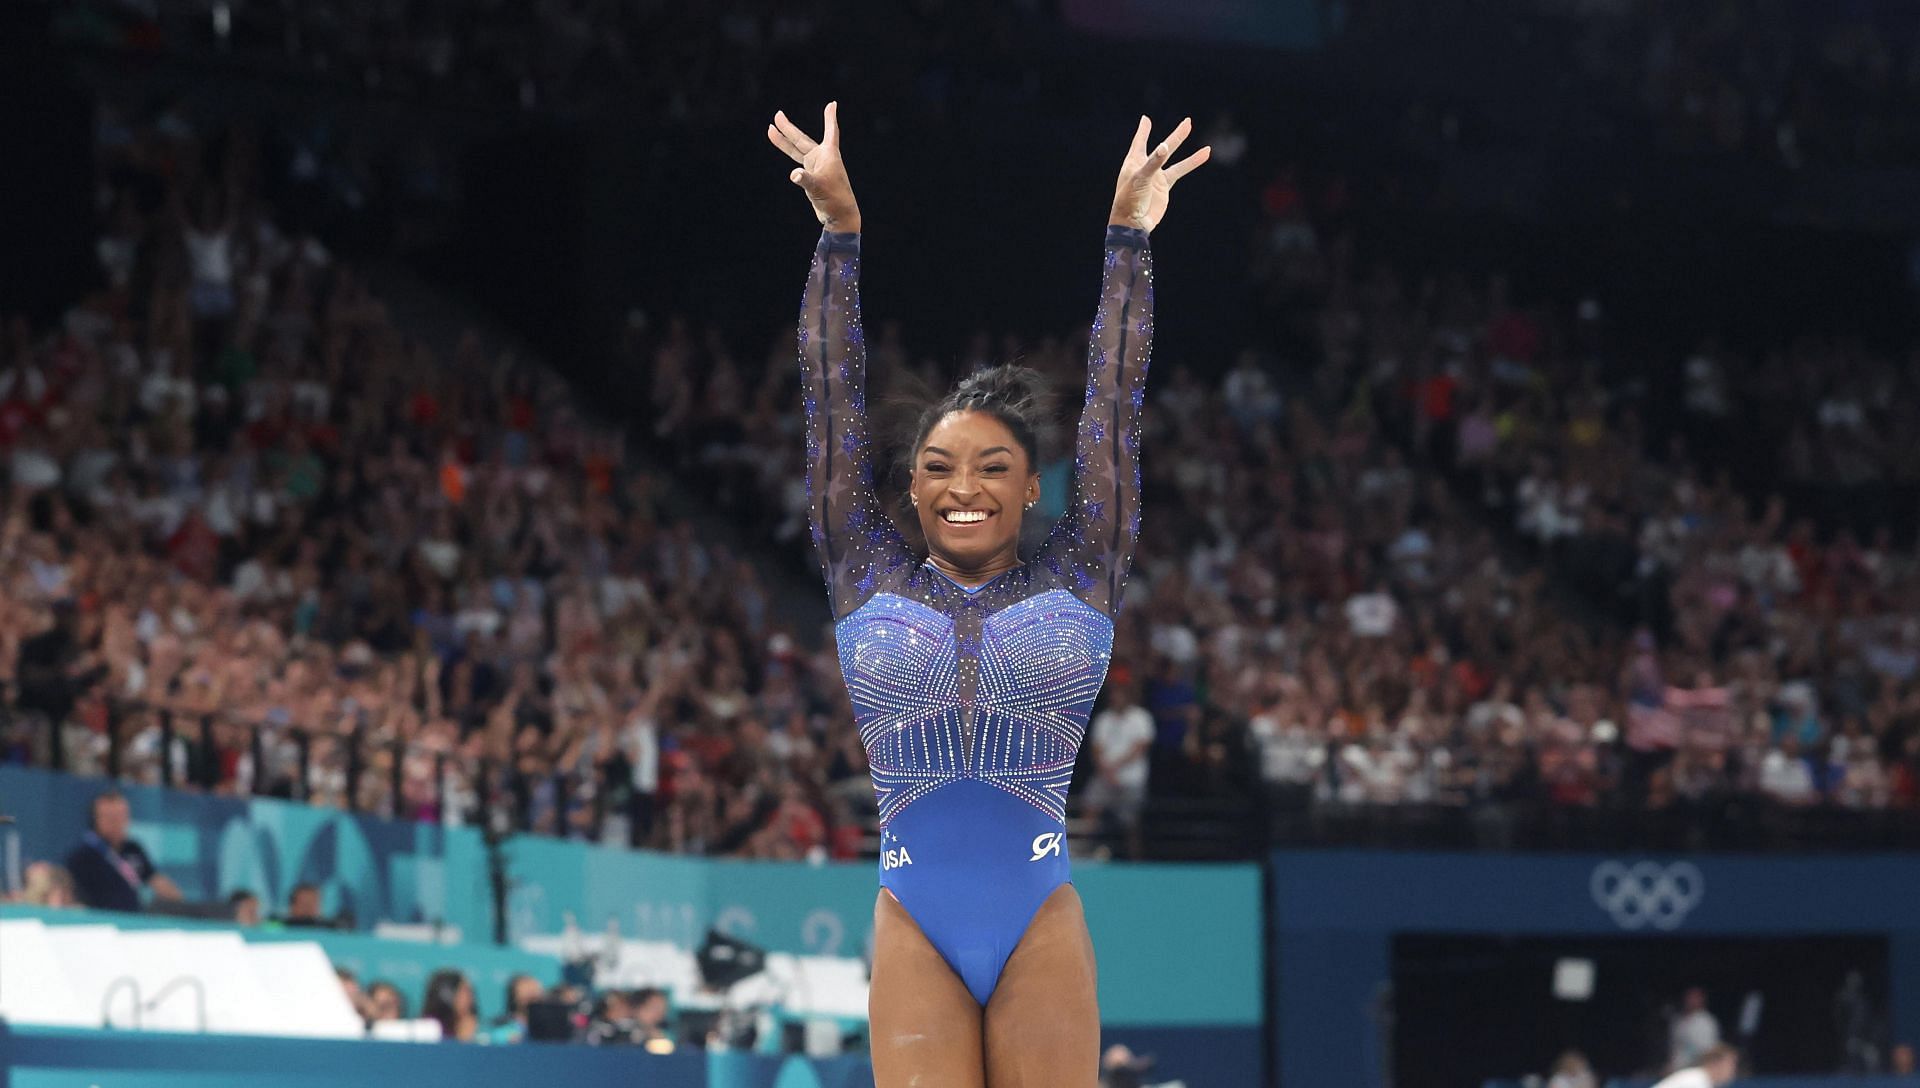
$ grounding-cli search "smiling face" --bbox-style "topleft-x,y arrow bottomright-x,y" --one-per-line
910,409 -> 1038,577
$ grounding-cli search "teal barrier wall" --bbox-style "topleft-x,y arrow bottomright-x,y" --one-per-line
1,764 -> 1261,1030
0,760 -> 1261,1088
502,823 -> 1261,1028
0,1025 -> 874,1088
0,764 -> 493,938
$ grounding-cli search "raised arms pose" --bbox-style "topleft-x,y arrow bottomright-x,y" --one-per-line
770,102 -> 1206,1088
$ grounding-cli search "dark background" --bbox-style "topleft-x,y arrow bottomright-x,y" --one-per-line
1393,933 -> 1892,1087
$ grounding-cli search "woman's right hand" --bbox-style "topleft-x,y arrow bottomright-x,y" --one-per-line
768,101 -> 861,234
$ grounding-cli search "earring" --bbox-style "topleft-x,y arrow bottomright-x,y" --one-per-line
1025,500 -> 1036,510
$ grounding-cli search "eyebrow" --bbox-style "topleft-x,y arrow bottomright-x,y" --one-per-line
920,446 -> 1012,458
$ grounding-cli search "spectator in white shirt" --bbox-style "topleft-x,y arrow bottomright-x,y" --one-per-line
1652,1043 -> 1737,1088
1669,988 -> 1723,1071
1758,736 -> 1818,806
1344,580 -> 1399,638
1083,683 -> 1154,860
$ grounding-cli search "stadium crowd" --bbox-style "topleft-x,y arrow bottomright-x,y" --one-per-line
1353,0 -> 1920,170
0,98 -> 872,865
1,60 -> 1919,902
638,146 -> 1920,846
1556,0 -> 1920,167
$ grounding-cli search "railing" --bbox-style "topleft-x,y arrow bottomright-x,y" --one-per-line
16,699 -> 1920,859
25,698 -> 610,842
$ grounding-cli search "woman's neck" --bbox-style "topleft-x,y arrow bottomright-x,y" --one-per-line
926,550 -> 1022,587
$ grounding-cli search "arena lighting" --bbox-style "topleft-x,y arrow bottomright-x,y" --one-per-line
1553,957 -> 1596,1001
696,928 -> 767,990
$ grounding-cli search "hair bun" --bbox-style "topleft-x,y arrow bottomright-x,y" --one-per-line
954,363 -> 1046,413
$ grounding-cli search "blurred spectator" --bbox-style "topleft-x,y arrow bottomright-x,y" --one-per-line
366,979 -> 408,1024
1670,987 -> 1723,1072
1652,1044 -> 1739,1088
423,968 -> 478,1042
15,860 -> 76,907
488,973 -> 547,1044
63,789 -> 181,912
1084,680 -> 1154,859
16,601 -> 103,760
1891,1042 -> 1915,1076
584,988 -> 658,1047
581,986 -> 675,1049
228,889 -> 262,925
1547,1049 -> 1597,1088
631,988 -> 669,1044
337,967 -> 372,1023
281,882 -> 326,927
1099,1043 -> 1156,1088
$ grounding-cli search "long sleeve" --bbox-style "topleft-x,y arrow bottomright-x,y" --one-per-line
1040,224 -> 1153,618
798,229 -> 911,619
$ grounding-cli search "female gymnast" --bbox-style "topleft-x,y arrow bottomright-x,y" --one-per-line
768,101 -> 1207,1086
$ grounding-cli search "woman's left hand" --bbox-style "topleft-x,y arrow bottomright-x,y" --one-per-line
1108,115 -> 1210,233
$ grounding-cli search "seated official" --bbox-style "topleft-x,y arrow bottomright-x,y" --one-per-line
63,789 -> 182,913
275,881 -> 344,928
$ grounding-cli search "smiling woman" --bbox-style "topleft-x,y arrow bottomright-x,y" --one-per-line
770,100 -> 1207,1087
906,365 -> 1050,585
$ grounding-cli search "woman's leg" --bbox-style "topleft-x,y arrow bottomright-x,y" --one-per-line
982,884 -> 1100,1087
870,889 -> 988,1088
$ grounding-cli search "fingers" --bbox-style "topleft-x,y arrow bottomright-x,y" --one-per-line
1159,116 -> 1194,158
1165,145 -> 1211,184
771,110 -> 819,156
1129,115 -> 1152,158
1130,138 -> 1173,185
766,124 -> 806,165
823,100 -> 840,149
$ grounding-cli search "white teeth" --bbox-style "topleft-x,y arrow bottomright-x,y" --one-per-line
943,510 -> 989,523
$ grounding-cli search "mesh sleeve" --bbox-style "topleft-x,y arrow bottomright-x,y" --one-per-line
1039,224 -> 1153,618
797,229 -> 912,619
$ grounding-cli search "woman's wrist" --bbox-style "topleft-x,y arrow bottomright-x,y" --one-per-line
822,207 -> 862,234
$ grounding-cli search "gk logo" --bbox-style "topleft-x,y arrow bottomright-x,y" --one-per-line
1030,832 -> 1064,861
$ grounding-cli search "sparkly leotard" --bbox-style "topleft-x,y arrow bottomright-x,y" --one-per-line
797,224 -> 1152,1005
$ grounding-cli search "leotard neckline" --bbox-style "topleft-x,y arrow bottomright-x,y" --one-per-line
922,559 -> 1026,595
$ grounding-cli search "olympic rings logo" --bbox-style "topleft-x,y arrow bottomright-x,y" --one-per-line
1589,861 -> 1705,931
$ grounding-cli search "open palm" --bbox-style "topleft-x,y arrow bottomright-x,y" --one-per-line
1110,116 -> 1210,234
768,101 -> 861,232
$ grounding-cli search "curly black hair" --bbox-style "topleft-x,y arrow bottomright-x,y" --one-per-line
908,363 -> 1051,472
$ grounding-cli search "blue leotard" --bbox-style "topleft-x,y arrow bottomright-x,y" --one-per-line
797,224 -> 1152,1005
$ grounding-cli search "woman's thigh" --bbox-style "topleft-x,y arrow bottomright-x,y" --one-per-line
982,883 -> 1100,1088
869,889 -> 987,1088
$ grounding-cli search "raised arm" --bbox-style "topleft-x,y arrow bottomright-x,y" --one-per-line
1043,227 -> 1152,616
1043,117 -> 1209,618
774,103 -> 909,618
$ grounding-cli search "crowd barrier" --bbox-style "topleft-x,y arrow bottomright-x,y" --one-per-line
0,765 -> 1262,1082
0,1024 -> 874,1088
